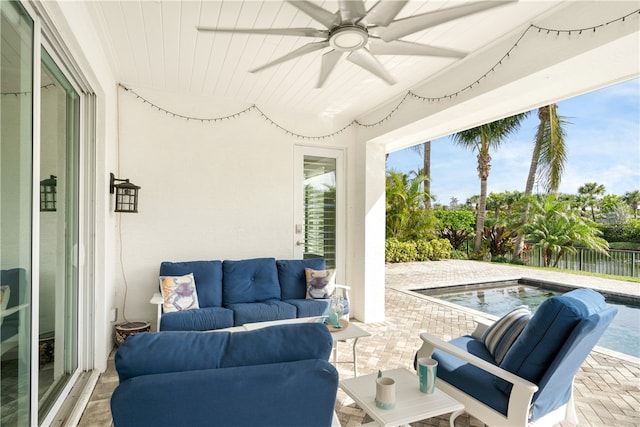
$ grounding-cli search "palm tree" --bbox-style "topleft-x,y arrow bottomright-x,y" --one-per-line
514,104 -> 569,259
409,141 -> 432,209
521,195 -> 608,267
452,114 -> 528,254
386,170 -> 431,241
623,190 -> 640,219
578,182 -> 606,221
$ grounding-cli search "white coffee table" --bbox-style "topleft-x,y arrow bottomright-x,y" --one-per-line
339,368 -> 464,427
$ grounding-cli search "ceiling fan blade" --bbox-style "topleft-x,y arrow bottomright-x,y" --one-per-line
250,41 -> 329,73
196,26 -> 328,39
287,0 -> 340,29
338,0 -> 367,25
377,1 -> 515,42
369,39 -> 465,58
358,0 -> 408,27
317,50 -> 343,88
347,48 -> 396,85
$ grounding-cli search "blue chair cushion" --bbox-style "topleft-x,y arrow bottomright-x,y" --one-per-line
226,300 -> 296,326
159,307 -> 234,331
284,298 -> 331,318
159,261 -> 223,308
432,335 -> 509,416
497,288 -> 607,394
222,258 -> 280,305
115,323 -> 333,381
277,258 -> 326,300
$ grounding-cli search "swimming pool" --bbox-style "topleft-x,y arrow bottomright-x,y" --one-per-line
417,281 -> 640,358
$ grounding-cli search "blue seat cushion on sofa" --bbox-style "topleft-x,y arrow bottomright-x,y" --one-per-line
221,323 -> 334,367
432,335 -> 509,416
222,258 -> 281,305
111,359 -> 338,427
159,306 -> 234,331
284,298 -> 331,318
277,258 -> 326,300
497,288 -> 607,394
115,331 -> 232,382
159,260 -> 223,308
227,300 -> 297,326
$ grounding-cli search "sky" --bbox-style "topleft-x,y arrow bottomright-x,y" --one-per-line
386,78 -> 640,206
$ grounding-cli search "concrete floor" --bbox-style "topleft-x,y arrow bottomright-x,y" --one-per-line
78,260 -> 640,426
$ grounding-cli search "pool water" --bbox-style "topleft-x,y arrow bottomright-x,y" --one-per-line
422,284 -> 640,358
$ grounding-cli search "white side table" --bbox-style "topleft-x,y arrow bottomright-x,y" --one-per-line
330,322 -> 371,377
339,367 -> 464,427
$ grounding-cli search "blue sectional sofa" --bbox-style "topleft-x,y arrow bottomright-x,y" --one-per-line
110,323 -> 339,427
153,257 -> 349,331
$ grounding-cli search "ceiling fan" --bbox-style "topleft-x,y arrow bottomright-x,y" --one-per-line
197,1 -> 512,88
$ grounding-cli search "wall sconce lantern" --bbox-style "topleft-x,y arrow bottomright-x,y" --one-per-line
40,175 -> 57,212
110,173 -> 141,213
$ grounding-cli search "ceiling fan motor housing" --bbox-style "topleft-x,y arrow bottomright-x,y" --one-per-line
329,25 -> 368,52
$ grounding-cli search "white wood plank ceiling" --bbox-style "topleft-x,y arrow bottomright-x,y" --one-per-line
84,1 -> 634,119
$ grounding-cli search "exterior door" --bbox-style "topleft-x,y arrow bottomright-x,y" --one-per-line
294,146 -> 345,283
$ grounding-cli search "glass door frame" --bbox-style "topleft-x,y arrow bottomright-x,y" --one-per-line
293,145 -> 346,284
19,1 -> 96,423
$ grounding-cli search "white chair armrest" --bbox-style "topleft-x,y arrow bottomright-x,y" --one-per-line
150,292 -> 163,331
334,284 -> 351,291
150,292 -> 163,305
471,316 -> 494,339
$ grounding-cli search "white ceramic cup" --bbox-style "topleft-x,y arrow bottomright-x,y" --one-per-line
375,376 -> 396,409
417,357 -> 438,394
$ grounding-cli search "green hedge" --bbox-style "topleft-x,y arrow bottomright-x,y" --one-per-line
386,238 -> 452,263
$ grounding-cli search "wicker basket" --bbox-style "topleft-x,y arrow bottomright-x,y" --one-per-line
114,321 -> 150,347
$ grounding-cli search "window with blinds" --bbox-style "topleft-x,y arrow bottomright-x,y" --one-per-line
303,156 -> 337,269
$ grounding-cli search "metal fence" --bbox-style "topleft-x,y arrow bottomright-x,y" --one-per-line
523,247 -> 640,278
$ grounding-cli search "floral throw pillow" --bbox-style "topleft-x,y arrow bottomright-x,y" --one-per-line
304,268 -> 336,299
159,273 -> 200,313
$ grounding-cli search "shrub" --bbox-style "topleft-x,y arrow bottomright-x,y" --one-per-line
385,239 -> 417,263
429,238 -> 453,260
451,250 -> 468,260
491,256 -> 509,263
385,238 -> 453,262
509,258 -> 526,265
415,240 -> 434,261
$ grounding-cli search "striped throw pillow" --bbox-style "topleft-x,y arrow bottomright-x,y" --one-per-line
482,306 -> 532,364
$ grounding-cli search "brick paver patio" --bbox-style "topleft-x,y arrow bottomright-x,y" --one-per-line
80,260 -> 640,426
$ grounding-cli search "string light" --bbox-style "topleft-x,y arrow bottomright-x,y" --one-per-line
0,83 -> 56,96
120,10 -> 638,140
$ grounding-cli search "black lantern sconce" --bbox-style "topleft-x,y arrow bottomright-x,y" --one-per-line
40,175 -> 57,212
110,173 -> 141,213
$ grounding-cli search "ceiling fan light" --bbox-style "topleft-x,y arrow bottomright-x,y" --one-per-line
329,27 -> 368,51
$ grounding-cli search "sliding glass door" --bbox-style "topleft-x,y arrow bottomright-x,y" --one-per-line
38,48 -> 79,422
1,2 -> 34,425
1,2 -> 83,424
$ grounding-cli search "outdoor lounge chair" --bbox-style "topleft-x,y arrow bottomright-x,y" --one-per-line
416,288 -> 617,427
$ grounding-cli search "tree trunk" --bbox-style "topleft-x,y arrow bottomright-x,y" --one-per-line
474,146 -> 491,254
514,136 -> 542,259
424,141 -> 431,209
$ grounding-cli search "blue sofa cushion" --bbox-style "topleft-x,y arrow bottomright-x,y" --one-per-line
277,258 -> 326,300
111,359 -> 338,427
115,331 -> 231,382
497,288 -> 607,394
159,306 -> 234,331
432,335 -> 509,416
160,261 -> 223,308
115,323 -> 333,381
284,298 -> 331,318
221,323 -> 333,366
222,258 -> 280,305
227,300 -> 296,326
